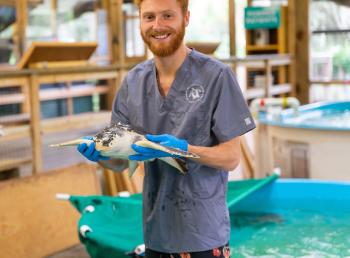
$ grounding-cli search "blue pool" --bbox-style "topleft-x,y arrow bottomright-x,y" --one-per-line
230,179 -> 350,257
68,178 -> 350,257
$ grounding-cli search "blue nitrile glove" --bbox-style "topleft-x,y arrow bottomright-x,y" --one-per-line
129,134 -> 188,161
77,136 -> 110,162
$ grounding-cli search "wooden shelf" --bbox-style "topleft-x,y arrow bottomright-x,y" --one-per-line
0,85 -> 109,105
310,80 -> 350,85
39,85 -> 109,101
0,93 -> 24,105
0,111 -> 111,142
0,113 -> 30,125
246,83 -> 291,100
0,158 -> 32,172
246,44 -> 279,52
221,54 -> 292,68
270,83 -> 291,95
41,111 -> 111,134
246,87 -> 264,100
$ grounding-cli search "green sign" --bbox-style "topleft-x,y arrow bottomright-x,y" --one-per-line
245,7 -> 280,30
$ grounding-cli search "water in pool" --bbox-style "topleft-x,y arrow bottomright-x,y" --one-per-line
283,109 -> 350,129
230,208 -> 350,257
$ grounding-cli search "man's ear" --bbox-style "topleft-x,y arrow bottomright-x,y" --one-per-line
184,10 -> 190,27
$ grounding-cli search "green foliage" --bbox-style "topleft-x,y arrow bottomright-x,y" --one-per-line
333,45 -> 350,76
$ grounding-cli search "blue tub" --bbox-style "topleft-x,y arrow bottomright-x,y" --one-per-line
259,101 -> 350,130
255,101 -> 350,180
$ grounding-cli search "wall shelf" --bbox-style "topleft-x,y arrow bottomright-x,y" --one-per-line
222,54 -> 294,100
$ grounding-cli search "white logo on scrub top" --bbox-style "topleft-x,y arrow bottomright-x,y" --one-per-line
186,85 -> 204,103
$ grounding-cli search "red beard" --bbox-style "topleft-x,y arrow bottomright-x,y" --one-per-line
141,21 -> 185,57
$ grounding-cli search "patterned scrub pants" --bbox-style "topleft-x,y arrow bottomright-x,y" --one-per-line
144,244 -> 230,258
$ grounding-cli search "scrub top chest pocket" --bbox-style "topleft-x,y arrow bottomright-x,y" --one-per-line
170,97 -> 209,146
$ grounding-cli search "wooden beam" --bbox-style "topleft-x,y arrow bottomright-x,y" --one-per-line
101,0 -> 113,63
0,93 -> 25,105
228,0 -> 236,57
288,0 -> 297,96
294,0 -> 309,104
0,0 -> 16,6
29,74 -> 42,174
0,158 -> 31,172
37,70 -> 118,84
0,76 -> 28,87
240,136 -> 254,179
103,168 -> 118,195
21,77 -> 31,113
0,112 -> 110,142
107,77 -> 120,109
15,0 -> 27,58
277,7 -> 287,85
265,60 -> 272,97
0,124 -> 30,141
107,0 -> 125,65
40,112 -> 110,134
50,0 -> 58,39
310,80 -> 350,85
66,82 -> 73,116
38,85 -> 110,101
0,113 -> 30,125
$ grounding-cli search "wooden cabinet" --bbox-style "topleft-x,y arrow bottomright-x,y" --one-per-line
245,6 -> 287,55
244,5 -> 293,100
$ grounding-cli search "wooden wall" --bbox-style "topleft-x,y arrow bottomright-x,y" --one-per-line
0,163 -> 100,258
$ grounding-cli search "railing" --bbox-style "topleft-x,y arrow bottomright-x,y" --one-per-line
0,64 -> 133,176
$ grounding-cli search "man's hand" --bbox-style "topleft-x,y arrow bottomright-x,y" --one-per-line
129,134 -> 188,161
77,136 -> 110,162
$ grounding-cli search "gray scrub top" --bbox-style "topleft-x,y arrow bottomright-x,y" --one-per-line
111,50 -> 255,253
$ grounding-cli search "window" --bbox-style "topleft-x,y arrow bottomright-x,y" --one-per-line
186,0 -> 229,58
26,0 -> 108,63
0,5 -> 16,65
310,0 -> 350,101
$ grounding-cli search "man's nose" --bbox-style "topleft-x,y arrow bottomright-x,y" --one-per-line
153,16 -> 164,30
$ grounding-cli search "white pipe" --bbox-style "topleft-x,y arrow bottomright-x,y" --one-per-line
80,225 -> 93,238
134,244 -> 145,255
250,97 -> 300,118
56,193 -> 71,200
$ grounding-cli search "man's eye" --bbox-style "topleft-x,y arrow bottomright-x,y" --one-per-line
164,14 -> 172,19
144,15 -> 154,21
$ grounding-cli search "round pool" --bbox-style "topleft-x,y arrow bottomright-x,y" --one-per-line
230,179 -> 350,257
255,101 -> 350,180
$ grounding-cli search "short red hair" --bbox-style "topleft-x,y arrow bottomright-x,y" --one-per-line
134,0 -> 189,14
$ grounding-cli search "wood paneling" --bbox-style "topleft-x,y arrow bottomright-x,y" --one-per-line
0,163 -> 100,258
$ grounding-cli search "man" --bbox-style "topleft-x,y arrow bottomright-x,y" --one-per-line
77,0 -> 255,257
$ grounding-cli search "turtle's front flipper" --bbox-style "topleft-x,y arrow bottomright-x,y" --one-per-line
50,138 -> 93,147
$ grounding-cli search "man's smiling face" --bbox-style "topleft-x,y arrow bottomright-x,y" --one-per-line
139,0 -> 189,57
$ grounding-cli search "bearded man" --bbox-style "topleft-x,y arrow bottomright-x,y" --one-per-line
77,0 -> 255,257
